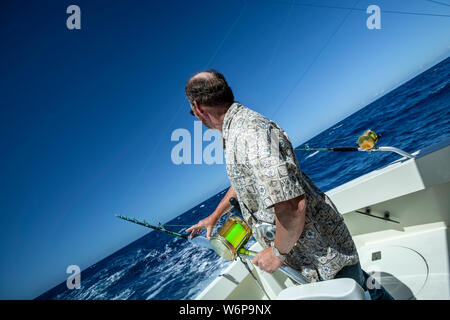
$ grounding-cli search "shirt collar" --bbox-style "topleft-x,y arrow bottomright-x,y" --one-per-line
221,102 -> 242,141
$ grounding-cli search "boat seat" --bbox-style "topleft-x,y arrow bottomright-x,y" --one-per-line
276,278 -> 366,300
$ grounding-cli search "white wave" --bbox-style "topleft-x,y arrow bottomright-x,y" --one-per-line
197,261 -> 210,273
127,240 -> 234,300
105,271 -> 124,285
76,281 -> 108,300
144,275 -> 171,295
200,204 -> 205,208
430,81 -> 448,95
305,150 -> 319,160
78,269 -> 126,299
328,123 -> 344,135
127,233 -> 233,300
143,270 -> 180,300
145,286 -> 166,300
161,244 -> 174,255
144,250 -> 158,260
145,278 -> 177,300
112,288 -> 134,300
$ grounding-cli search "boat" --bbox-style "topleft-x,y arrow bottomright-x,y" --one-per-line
195,137 -> 450,300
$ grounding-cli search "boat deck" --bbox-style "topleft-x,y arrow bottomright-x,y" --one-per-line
355,221 -> 449,300
196,221 -> 449,300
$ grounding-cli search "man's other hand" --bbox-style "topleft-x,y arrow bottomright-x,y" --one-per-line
185,215 -> 218,239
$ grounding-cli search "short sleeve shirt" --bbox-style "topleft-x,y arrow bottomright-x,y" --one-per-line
222,103 -> 359,282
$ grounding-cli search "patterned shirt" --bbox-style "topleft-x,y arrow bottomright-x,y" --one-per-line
222,102 -> 359,282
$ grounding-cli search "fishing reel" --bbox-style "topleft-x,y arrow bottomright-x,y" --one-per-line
357,129 -> 379,150
253,221 -> 276,243
209,198 -> 310,285
210,198 -> 278,262
229,197 -> 276,243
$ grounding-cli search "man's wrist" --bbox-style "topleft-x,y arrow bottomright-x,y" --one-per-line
212,208 -> 227,219
272,246 -> 288,261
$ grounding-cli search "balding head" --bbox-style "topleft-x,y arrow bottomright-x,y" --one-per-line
191,71 -> 214,80
185,69 -> 234,108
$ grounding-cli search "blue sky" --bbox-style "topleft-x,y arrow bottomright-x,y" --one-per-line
0,0 -> 449,299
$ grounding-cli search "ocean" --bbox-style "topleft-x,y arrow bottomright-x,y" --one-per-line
35,56 -> 450,300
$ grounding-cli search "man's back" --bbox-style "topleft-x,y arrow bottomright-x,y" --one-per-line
222,102 -> 359,282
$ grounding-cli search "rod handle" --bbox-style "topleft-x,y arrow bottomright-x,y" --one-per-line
229,197 -> 242,215
237,248 -> 309,284
331,147 -> 359,152
238,248 -> 257,256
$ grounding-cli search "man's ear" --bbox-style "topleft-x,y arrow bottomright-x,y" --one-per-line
194,101 -> 205,115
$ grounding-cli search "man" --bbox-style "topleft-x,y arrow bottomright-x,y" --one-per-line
185,70 -> 393,299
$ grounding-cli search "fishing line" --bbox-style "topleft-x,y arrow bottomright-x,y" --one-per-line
238,255 -> 272,300
423,0 -> 450,8
254,0 -> 296,95
205,0 -> 248,67
123,0 -> 248,209
271,0 -> 361,119
267,0 -> 450,18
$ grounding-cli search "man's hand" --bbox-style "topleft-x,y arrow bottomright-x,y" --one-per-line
251,247 -> 284,274
185,215 -> 218,239
186,186 -> 236,239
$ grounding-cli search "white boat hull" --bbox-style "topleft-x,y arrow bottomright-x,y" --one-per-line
196,139 -> 450,300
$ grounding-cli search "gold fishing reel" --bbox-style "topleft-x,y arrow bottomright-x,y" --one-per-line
209,215 -> 252,261
357,129 -> 379,150
209,214 -> 310,285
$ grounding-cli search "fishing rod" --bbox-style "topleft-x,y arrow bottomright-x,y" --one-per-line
115,214 -> 189,240
115,214 -> 215,249
295,130 -> 415,159
115,214 -> 274,299
116,207 -> 310,293
117,210 -> 272,299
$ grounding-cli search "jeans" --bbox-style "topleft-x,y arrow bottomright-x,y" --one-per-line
333,262 -> 395,300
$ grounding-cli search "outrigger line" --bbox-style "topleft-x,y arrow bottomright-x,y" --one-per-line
295,145 -> 414,159
296,146 -> 359,152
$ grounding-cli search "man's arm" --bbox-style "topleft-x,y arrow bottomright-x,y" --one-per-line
186,186 -> 236,238
210,186 -> 236,221
251,194 -> 306,273
273,194 -> 307,255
